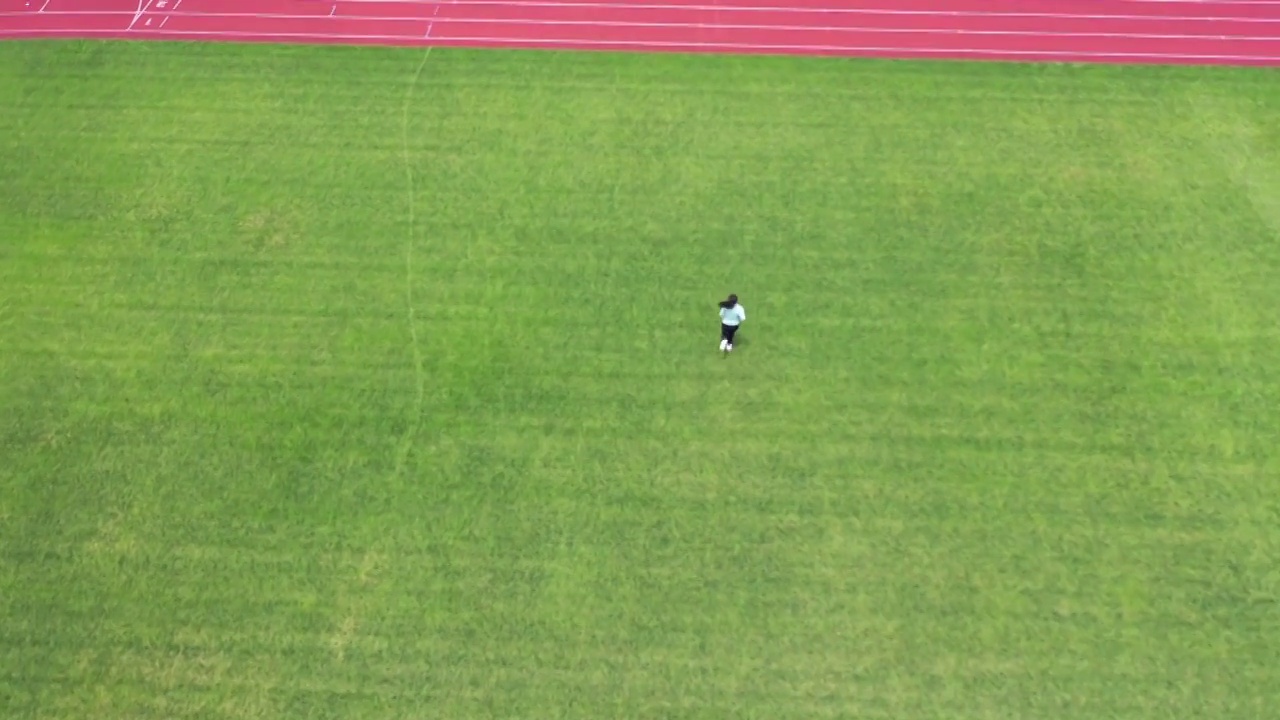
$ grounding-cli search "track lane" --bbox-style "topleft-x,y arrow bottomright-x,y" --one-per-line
82,0 -> 1280,39
452,0 -> 1280,21
1,9 -> 122,30
2,0 -> 1278,66
420,15 -> 1280,55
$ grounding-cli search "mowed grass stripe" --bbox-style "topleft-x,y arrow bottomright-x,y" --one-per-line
2,41 -> 1279,719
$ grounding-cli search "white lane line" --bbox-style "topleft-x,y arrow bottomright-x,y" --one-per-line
335,0 -> 1280,22
1120,0 -> 1280,4
11,4 -> 1280,24
2,26 -> 1277,62
11,10 -> 1279,41
335,0 -> 1280,6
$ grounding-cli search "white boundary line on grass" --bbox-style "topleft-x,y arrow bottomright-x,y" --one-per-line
2,25 -> 1278,62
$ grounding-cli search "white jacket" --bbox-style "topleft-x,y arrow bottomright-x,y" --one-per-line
719,304 -> 746,326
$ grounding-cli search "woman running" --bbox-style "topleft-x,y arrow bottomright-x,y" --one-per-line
718,294 -> 746,353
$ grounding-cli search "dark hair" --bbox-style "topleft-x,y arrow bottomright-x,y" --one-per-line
719,293 -> 738,309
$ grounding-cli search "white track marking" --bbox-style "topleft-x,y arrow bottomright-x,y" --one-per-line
332,0 -> 1280,6
2,26 -> 1276,62
424,0 -> 441,37
5,0 -> 1276,64
39,0 -> 50,11
329,0 -> 1280,20
1120,0 -> 1280,4
281,17 -> 1280,42
126,0 -> 153,30
9,10 -> 1279,41
11,4 -> 1280,24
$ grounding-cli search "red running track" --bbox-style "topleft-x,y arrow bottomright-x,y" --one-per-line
2,0 -> 1280,66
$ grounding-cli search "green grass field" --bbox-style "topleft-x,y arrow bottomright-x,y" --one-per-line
2,39 -> 1280,719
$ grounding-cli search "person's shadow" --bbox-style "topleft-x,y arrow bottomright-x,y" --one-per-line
723,335 -> 747,357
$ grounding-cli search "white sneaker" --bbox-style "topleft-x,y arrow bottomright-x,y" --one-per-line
726,344 -> 733,352
719,339 -> 727,351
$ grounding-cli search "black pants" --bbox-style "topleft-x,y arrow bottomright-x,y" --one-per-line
721,323 -> 739,344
